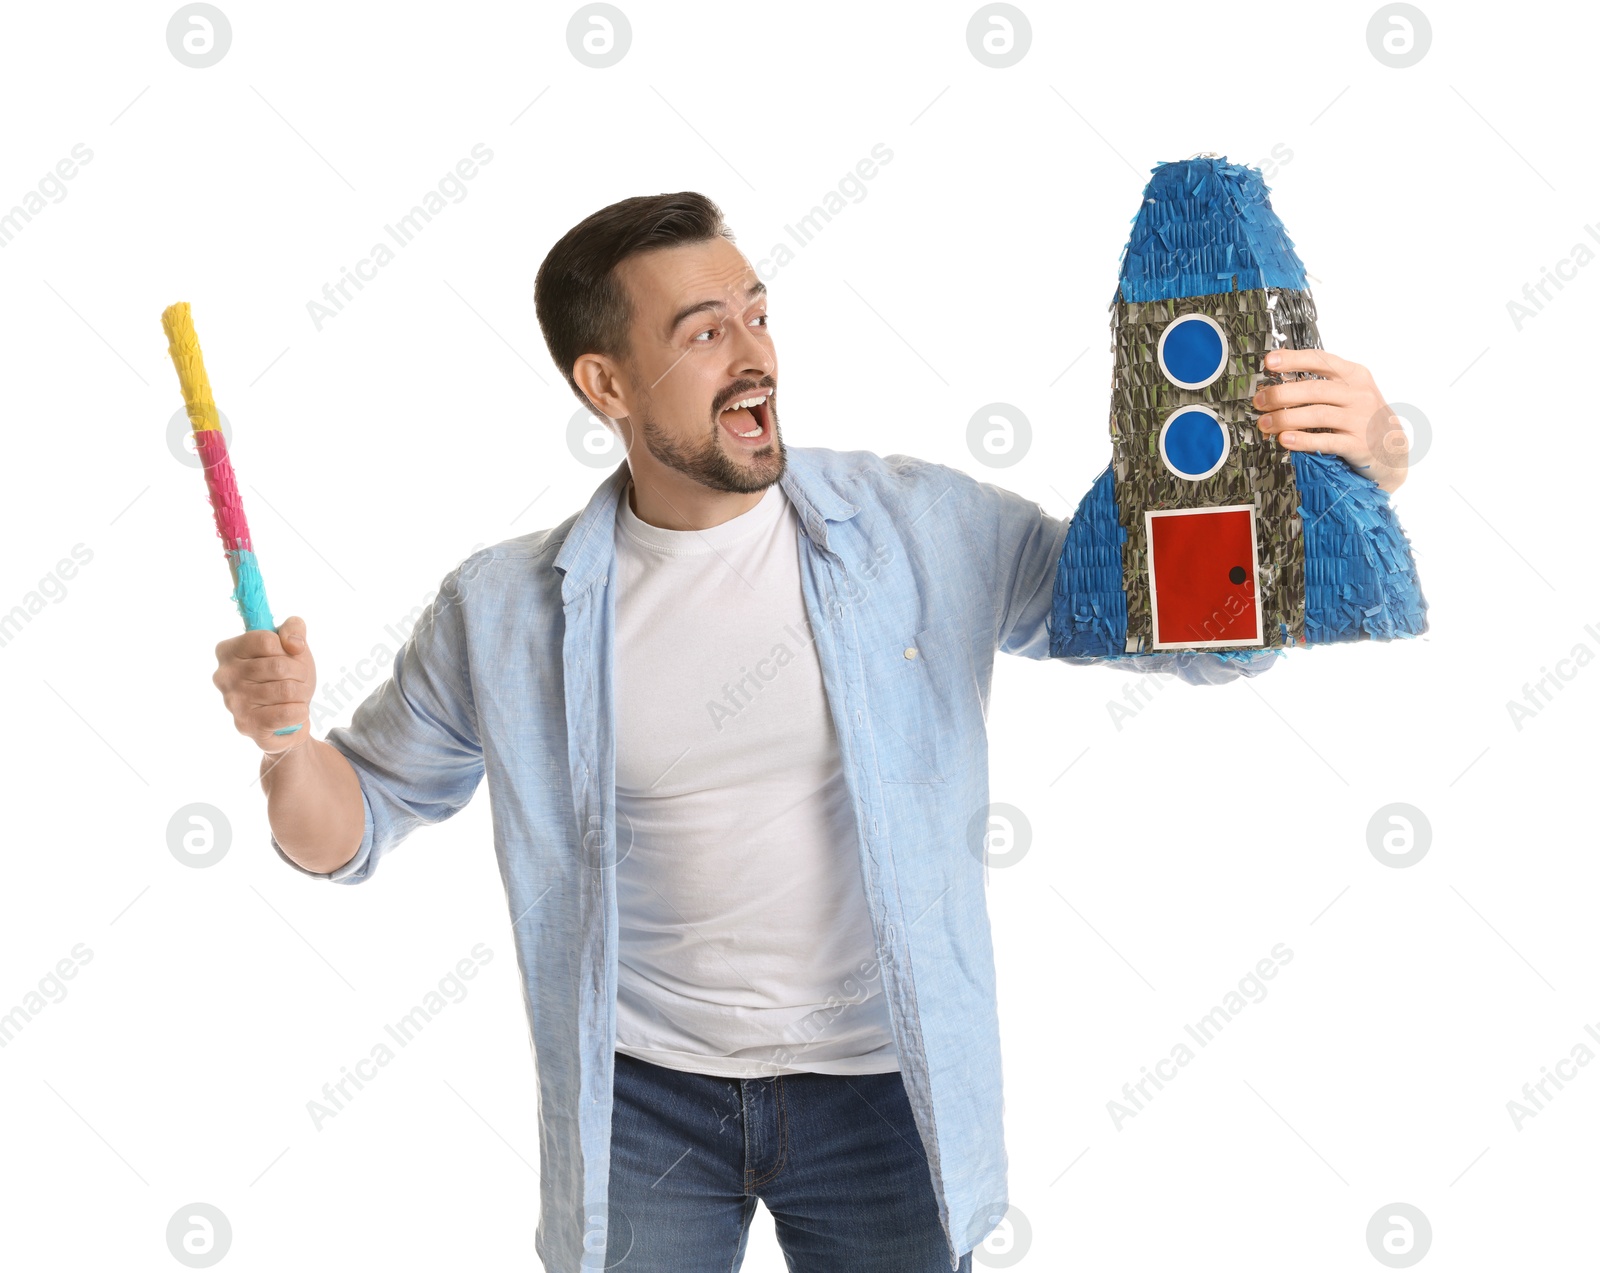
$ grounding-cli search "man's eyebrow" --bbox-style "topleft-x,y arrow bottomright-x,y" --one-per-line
666,281 -> 767,337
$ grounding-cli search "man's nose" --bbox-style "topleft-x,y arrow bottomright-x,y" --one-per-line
725,314 -> 774,379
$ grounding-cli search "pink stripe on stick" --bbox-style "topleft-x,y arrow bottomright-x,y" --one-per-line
193,428 -> 254,554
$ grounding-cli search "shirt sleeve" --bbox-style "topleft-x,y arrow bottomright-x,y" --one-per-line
271,558 -> 487,883
965,469 -> 1280,685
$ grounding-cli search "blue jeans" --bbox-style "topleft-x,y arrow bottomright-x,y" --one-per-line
605,1050 -> 972,1272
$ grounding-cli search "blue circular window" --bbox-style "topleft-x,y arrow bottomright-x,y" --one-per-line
1159,406 -> 1230,480
1157,313 -> 1228,389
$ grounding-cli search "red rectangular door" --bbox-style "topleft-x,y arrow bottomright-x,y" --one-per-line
1144,506 -> 1263,649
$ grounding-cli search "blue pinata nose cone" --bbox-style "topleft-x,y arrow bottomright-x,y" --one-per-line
1116,156 -> 1310,304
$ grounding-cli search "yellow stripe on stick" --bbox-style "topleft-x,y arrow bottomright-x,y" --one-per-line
160,301 -> 221,432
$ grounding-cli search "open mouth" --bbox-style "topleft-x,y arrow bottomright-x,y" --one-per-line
718,391 -> 772,444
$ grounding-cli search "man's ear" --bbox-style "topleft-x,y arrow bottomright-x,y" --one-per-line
573,353 -> 628,422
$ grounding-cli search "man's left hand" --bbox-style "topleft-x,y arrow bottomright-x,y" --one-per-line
1252,349 -> 1409,494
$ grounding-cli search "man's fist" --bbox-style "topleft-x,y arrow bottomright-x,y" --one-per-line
212,616 -> 317,754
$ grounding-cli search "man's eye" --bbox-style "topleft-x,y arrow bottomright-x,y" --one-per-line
751,313 -> 768,328
692,326 -> 718,343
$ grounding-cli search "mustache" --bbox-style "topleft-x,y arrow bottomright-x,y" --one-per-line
711,376 -> 777,415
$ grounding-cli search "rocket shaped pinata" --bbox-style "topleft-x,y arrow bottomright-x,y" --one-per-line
1050,156 -> 1427,656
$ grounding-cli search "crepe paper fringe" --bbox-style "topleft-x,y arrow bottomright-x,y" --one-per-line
226,548 -> 276,633
1117,157 -> 1308,305
197,429 -> 278,634
1049,464 -> 1127,657
1108,288 -> 1308,645
1290,451 -> 1428,643
232,539 -> 299,731
1047,155 -> 1426,660
194,426 -> 254,553
161,301 -> 285,651
1049,451 -> 1430,656
160,302 -> 221,432
1047,465 -> 1283,664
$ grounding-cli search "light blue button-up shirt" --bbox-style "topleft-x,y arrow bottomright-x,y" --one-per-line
272,445 -> 1276,1270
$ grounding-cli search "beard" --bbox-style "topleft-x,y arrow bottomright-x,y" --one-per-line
632,383 -> 785,495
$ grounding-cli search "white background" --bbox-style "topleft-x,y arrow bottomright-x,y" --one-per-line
0,1 -> 1592,1269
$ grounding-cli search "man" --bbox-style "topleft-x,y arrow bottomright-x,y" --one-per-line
212,192 -> 1405,1271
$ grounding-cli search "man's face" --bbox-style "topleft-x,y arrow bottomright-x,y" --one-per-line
607,236 -> 781,493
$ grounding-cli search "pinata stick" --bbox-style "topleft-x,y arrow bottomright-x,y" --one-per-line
161,301 -> 301,734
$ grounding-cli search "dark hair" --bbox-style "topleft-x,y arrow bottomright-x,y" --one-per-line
534,192 -> 735,409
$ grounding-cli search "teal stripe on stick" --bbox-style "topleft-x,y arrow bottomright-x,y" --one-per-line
228,548 -> 303,735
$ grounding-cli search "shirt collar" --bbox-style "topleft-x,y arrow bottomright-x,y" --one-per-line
551,445 -> 860,601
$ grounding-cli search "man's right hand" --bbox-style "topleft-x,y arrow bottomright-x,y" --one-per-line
213,615 -> 317,754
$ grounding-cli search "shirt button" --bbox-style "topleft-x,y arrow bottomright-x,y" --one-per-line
904,647 -> 919,659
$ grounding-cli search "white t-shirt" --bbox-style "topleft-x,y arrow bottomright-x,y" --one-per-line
610,479 -> 899,1077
